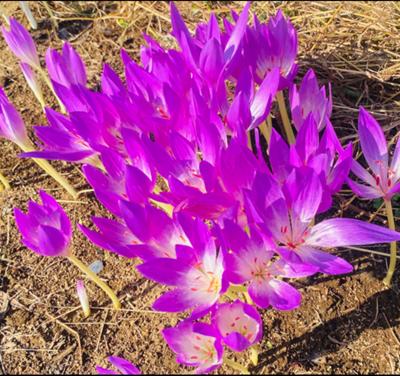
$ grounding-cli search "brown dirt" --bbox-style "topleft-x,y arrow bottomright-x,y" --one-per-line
1,1 -> 400,374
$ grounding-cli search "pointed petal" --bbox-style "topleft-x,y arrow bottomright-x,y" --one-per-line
308,218 -> 400,247
153,289 -> 195,312
296,245 -> 353,275
107,356 -> 141,375
358,107 -> 388,176
137,258 -> 188,286
347,178 -> 382,199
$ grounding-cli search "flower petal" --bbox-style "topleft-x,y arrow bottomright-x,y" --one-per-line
308,218 -> 400,247
358,107 -> 388,176
296,245 -> 353,275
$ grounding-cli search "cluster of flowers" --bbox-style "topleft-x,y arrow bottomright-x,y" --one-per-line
2,2 -> 400,373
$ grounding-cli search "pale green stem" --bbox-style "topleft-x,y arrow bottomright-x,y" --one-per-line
224,358 -> 250,374
224,290 -> 238,301
37,67 -> 66,114
259,114 -> 273,146
247,130 -> 252,151
250,346 -> 259,366
149,198 -> 174,217
0,171 -> 10,190
68,254 -> 121,310
228,285 -> 247,293
20,142 -> 78,198
384,199 -> 397,286
276,91 -> 295,145
242,291 -> 252,305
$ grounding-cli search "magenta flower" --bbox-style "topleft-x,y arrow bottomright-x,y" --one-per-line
0,88 -> 30,147
96,356 -> 140,375
290,68 -> 332,131
226,67 -> 280,134
211,300 -> 262,352
19,62 -> 45,107
247,168 -> 400,274
223,221 -> 316,310
268,116 -> 353,212
247,10 -> 298,88
163,321 -> 223,374
348,107 -> 400,200
22,107 -> 95,162
14,190 -> 72,257
78,217 -> 139,259
2,17 -> 40,68
137,222 -> 226,314
46,43 -> 87,88
84,202 -> 191,260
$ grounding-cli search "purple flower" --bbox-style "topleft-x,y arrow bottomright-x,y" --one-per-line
247,168 -> 400,274
223,221 -> 316,310
78,217 -> 139,259
85,202 -> 191,260
212,300 -> 262,352
2,17 -> 40,68
96,356 -> 140,375
226,67 -> 280,134
268,116 -> 353,213
19,62 -> 45,107
348,107 -> 400,200
137,220 -> 226,314
0,88 -> 30,147
22,107 -> 95,162
14,190 -> 72,257
46,43 -> 87,88
246,10 -> 298,88
290,68 -> 332,131
163,321 -> 223,374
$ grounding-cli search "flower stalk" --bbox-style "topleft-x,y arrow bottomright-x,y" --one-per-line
384,199 -> 397,286
0,171 -> 10,190
20,142 -> 78,198
223,358 -> 249,374
68,254 -> 121,310
276,91 -> 295,144
250,346 -> 259,366
37,68 -> 66,114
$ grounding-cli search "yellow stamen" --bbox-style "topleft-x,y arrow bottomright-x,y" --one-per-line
19,142 -> 78,198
